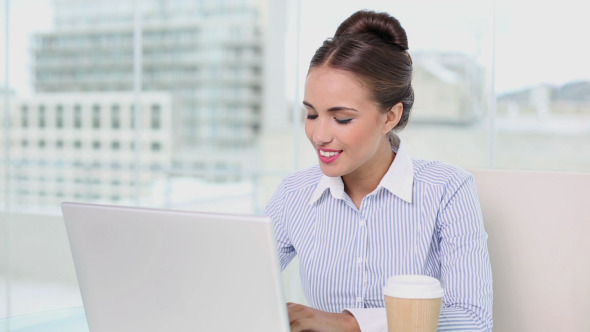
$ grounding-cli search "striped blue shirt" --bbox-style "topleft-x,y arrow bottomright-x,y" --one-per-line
264,142 -> 493,332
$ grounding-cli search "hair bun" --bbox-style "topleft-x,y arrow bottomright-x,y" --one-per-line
334,10 -> 409,50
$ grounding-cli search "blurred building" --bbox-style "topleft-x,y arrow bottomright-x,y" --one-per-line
31,0 -> 266,180
498,81 -> 590,116
1,92 -> 172,207
496,81 -> 590,133
412,52 -> 486,125
0,0 -> 282,207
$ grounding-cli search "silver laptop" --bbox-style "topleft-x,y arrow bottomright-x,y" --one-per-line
61,202 -> 290,332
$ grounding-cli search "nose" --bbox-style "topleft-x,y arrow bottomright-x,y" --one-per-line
309,116 -> 333,146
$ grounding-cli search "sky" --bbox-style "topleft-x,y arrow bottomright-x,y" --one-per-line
1,0 -> 589,96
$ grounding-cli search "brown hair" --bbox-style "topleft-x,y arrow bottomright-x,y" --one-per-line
309,10 -> 414,132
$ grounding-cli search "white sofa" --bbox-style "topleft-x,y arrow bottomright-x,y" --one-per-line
471,169 -> 590,331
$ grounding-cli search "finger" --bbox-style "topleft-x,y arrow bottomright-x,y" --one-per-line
287,304 -> 304,322
289,316 -> 312,332
287,302 -> 306,314
287,303 -> 311,325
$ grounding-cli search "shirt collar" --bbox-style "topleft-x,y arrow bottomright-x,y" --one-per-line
309,140 -> 414,205
379,141 -> 414,203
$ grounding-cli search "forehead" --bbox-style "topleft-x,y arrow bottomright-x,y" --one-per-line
304,66 -> 373,106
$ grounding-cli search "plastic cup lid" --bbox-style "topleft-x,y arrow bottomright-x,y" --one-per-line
383,275 -> 444,299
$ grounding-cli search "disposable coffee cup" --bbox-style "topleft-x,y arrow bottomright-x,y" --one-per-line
383,275 -> 444,332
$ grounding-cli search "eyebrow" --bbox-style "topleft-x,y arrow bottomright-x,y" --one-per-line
302,101 -> 359,112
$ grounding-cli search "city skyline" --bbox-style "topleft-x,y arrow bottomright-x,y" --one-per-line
1,0 -> 270,208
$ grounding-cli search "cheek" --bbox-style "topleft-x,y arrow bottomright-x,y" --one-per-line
345,124 -> 368,140
346,123 -> 382,147
304,121 -> 314,141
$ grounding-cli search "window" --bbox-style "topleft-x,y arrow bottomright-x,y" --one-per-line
21,105 -> 29,127
74,105 -> 82,128
151,104 -> 161,129
38,105 -> 46,128
3,0 -> 589,321
56,105 -> 64,128
92,105 -> 101,128
111,105 -> 120,129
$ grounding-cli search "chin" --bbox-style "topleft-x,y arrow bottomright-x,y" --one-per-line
319,164 -> 344,178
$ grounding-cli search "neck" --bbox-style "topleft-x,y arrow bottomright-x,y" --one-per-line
342,139 -> 395,207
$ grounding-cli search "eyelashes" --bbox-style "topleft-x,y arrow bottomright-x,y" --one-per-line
305,114 -> 353,125
335,118 -> 352,125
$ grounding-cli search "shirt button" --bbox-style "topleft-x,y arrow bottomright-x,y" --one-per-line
356,297 -> 363,303
356,257 -> 363,264
359,218 -> 366,227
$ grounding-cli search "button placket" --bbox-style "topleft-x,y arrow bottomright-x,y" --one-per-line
357,211 -> 369,308
354,211 -> 368,307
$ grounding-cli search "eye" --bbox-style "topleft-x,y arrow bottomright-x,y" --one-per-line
306,114 -> 318,120
335,118 -> 352,125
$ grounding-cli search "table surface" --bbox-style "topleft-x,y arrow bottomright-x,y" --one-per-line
0,307 -> 88,332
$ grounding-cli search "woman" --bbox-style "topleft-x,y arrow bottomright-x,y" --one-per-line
264,10 -> 493,332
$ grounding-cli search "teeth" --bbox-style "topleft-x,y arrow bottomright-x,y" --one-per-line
320,150 -> 340,157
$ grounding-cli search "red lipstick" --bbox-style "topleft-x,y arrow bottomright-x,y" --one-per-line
318,148 -> 342,164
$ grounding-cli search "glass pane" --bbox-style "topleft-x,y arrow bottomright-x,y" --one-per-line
494,0 -> 590,172
1,0 -> 282,318
0,0 -> 6,318
3,0 -> 585,323
1,0 -> 85,318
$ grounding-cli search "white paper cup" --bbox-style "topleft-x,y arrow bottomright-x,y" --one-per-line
383,275 -> 444,332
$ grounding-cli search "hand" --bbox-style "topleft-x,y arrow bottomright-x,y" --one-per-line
287,302 -> 361,332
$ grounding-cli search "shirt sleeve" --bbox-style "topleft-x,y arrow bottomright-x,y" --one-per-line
345,306 -> 489,332
436,172 -> 493,331
263,180 -> 297,270
344,307 -> 387,332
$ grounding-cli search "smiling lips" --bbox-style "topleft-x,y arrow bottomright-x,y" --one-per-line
318,149 -> 343,163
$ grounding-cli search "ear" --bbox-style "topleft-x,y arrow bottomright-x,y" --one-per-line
382,102 -> 403,134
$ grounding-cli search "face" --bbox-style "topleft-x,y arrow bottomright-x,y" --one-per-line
304,66 -> 401,180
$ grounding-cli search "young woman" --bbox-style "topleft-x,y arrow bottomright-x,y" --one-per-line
264,10 -> 493,332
